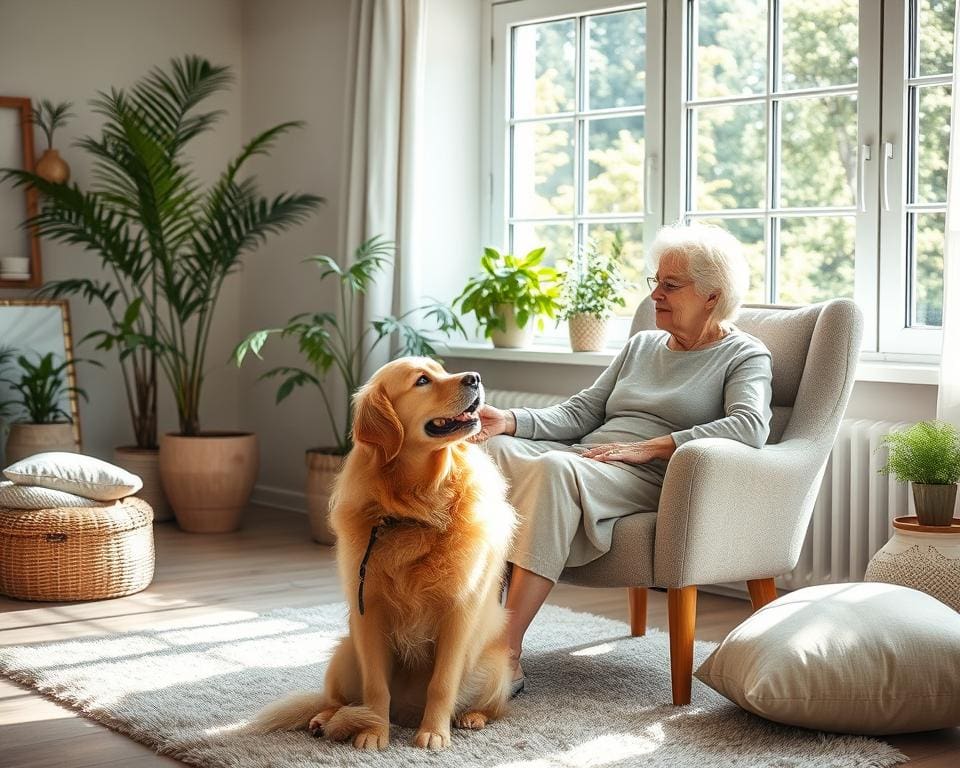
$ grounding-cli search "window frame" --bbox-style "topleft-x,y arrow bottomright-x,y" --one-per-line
485,0 -> 951,361
487,0 -> 666,345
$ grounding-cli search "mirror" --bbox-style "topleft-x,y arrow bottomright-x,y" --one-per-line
0,299 -> 81,463
0,96 -> 42,288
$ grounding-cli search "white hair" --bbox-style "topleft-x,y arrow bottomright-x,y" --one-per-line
647,221 -> 750,327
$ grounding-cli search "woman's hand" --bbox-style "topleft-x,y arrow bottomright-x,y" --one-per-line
580,435 -> 676,465
469,404 -> 516,442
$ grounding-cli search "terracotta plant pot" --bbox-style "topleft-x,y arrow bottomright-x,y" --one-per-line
305,449 -> 346,545
114,446 -> 173,522
567,313 -> 610,352
4,422 -> 78,465
490,304 -> 534,348
35,148 -> 70,184
159,432 -> 258,533
912,482 -> 959,526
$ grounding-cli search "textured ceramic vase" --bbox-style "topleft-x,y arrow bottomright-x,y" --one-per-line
568,313 -> 610,352
35,148 -> 70,184
114,446 -> 173,522
305,449 -> 345,545
490,304 -> 534,348
159,432 -> 258,533
4,423 -> 78,465
865,516 -> 960,611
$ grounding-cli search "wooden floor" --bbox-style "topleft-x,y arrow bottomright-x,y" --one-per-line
1,505 -> 958,767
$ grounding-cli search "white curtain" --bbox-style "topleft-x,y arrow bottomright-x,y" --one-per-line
938,10 -> 960,426
343,0 -> 426,377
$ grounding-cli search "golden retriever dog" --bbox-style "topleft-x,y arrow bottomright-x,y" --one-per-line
248,357 -> 516,750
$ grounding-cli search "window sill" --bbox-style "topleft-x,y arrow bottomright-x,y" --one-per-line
437,342 -> 941,385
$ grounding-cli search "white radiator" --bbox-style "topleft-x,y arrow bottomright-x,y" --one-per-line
485,390 -> 912,591
778,418 -> 913,589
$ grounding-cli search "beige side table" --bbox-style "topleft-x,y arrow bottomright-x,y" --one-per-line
865,516 -> 960,611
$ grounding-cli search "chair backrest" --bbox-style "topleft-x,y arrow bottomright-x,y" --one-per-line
631,297 -> 864,445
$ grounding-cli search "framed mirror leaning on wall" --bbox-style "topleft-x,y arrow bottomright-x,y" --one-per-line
0,96 -> 42,288
0,299 -> 81,465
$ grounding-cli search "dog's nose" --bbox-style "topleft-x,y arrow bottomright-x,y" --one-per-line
462,373 -> 480,389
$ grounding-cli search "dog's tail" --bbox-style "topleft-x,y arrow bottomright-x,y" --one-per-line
244,691 -> 328,734
322,705 -> 386,742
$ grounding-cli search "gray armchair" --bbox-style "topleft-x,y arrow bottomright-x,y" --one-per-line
558,297 -> 864,705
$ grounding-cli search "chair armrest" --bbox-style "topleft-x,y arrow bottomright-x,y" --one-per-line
653,436 -> 829,588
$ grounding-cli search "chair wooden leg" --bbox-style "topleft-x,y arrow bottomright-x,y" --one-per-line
628,587 -> 647,636
746,578 -> 778,611
667,585 -> 697,706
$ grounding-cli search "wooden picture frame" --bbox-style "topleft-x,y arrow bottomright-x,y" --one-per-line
0,96 -> 42,289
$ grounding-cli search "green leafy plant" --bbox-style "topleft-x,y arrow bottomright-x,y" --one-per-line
233,236 -> 466,455
879,420 -> 960,485
2,56 -> 323,440
30,99 -> 75,150
454,246 -> 561,338
558,233 -> 629,320
0,348 -> 93,424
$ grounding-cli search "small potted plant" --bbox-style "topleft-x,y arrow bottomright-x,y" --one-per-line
559,234 -> 629,352
31,99 -> 74,184
879,420 -> 960,526
233,235 -> 466,543
0,349 -> 93,464
454,246 -> 561,348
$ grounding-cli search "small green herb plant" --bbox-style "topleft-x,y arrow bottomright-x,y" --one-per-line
558,234 -> 629,321
879,420 -> 960,485
30,99 -> 75,150
233,236 -> 466,455
0,349 -> 93,424
454,246 -> 562,338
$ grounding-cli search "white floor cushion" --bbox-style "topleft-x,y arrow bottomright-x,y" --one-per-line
695,582 -> 960,735
4,452 -> 142,501
0,481 -> 110,509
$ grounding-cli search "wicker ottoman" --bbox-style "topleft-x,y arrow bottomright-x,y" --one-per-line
0,497 -> 154,601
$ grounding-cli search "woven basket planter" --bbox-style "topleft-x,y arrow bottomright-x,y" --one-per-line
0,497 -> 155,601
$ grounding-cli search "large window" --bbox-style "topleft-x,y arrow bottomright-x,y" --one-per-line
489,0 -> 956,357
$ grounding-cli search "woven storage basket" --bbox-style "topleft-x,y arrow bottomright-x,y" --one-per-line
0,497 -> 154,601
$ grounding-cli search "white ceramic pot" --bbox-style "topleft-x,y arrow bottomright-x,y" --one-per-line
865,516 -> 960,611
489,304 -> 534,348
305,449 -> 346,545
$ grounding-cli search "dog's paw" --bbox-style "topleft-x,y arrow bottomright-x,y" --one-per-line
454,711 -> 488,730
308,707 -> 339,738
413,728 -> 451,749
353,726 -> 390,750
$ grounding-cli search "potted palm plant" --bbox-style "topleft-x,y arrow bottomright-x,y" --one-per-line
2,56 -> 322,532
559,234 -> 629,352
31,99 -> 74,184
233,235 -> 465,543
0,349 -> 90,464
879,420 -> 960,526
454,246 -> 561,348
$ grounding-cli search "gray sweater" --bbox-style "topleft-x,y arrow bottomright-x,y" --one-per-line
512,329 -> 773,477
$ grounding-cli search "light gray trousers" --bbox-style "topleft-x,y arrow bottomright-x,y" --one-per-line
484,435 -> 663,582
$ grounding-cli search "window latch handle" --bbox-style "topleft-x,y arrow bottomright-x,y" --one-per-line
644,154 -> 657,215
882,141 -> 894,212
858,143 -> 872,213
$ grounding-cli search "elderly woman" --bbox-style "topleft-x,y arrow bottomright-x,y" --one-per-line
474,222 -> 773,694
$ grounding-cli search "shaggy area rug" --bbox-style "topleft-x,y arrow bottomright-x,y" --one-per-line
0,603 -> 906,767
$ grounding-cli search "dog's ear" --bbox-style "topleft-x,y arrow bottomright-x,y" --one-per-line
352,383 -> 404,463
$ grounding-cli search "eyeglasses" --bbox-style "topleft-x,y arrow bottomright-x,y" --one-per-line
646,276 -> 691,293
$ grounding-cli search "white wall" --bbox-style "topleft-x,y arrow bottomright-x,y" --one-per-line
239,0 -> 353,507
0,0 -> 245,456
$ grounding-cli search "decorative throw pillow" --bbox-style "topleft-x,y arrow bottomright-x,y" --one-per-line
695,582 -> 960,735
0,480 -> 111,509
3,452 -> 142,501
